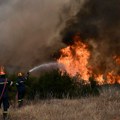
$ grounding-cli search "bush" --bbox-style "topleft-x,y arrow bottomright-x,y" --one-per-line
25,70 -> 100,99
8,70 -> 100,100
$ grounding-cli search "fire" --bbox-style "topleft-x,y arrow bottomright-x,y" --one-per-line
113,56 -> 120,65
57,34 -> 92,81
94,74 -> 104,85
107,71 -> 120,84
57,33 -> 120,84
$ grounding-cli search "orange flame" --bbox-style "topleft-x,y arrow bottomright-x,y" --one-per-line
107,71 -> 120,84
57,33 -> 120,84
58,34 -> 92,81
113,56 -> 120,65
94,74 -> 104,85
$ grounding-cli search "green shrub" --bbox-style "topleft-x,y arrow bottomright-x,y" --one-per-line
8,70 -> 100,100
25,70 -> 100,99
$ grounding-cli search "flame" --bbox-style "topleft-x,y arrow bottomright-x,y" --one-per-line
107,71 -> 120,84
94,74 -> 104,85
57,34 -> 92,81
113,56 -> 120,65
57,33 -> 120,84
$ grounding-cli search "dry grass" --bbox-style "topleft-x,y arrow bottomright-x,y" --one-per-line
0,86 -> 120,120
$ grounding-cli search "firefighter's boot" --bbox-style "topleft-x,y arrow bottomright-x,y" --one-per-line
3,112 -> 8,120
18,100 -> 23,108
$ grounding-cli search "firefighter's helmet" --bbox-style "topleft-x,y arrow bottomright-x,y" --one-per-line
18,72 -> 23,77
0,71 -> 5,75
0,66 -> 5,75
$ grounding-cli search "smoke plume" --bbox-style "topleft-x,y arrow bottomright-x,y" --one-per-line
0,0 -> 73,72
61,0 -> 120,75
1,0 -> 119,75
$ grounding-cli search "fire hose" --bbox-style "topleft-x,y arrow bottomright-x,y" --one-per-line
0,79 -> 7,101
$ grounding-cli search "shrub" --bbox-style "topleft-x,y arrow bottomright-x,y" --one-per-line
25,70 -> 100,99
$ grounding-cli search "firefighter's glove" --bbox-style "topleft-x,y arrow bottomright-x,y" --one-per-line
27,72 -> 30,76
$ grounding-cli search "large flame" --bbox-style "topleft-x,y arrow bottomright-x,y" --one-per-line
58,34 -> 92,81
57,33 -> 120,84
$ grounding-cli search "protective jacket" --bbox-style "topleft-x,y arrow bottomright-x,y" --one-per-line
16,77 -> 26,92
0,78 -> 11,97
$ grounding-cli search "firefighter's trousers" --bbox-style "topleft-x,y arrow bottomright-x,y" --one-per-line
0,96 -> 9,119
18,89 -> 25,107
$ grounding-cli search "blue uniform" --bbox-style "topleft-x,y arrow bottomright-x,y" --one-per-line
0,77 -> 12,112
16,73 -> 29,107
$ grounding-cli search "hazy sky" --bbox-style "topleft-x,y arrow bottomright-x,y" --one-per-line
0,0 -> 73,72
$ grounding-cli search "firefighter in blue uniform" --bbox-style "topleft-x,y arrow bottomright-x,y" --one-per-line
16,72 -> 29,107
0,71 -> 13,120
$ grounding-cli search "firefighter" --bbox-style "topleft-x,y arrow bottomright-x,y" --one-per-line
0,71 -> 13,120
16,72 -> 29,108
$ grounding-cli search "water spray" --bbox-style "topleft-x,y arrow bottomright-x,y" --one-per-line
29,62 -> 64,73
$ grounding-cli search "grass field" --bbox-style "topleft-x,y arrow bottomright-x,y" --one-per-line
0,86 -> 120,120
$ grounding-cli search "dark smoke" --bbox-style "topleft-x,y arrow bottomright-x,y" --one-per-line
1,0 -> 119,75
0,0 -> 72,72
61,0 -> 120,74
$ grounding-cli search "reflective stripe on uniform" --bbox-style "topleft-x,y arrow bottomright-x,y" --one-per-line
16,81 -> 24,85
20,81 -> 24,83
0,82 -> 8,85
18,99 -> 23,102
3,111 -> 8,113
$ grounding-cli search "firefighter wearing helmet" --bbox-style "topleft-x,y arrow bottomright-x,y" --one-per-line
0,67 -> 13,120
16,71 -> 29,108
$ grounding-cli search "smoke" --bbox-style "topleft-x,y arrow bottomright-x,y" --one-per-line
61,0 -> 120,74
0,0 -> 73,72
2,0 -> 119,75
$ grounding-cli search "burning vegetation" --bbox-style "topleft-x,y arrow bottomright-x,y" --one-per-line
58,33 -> 91,81
57,33 -> 120,85
0,0 -> 120,101
57,0 -> 120,85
